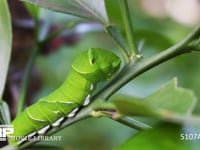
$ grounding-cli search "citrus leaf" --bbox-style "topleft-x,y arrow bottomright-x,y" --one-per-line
112,95 -> 161,117
115,123 -> 191,150
21,0 -> 109,24
135,30 -> 173,53
145,78 -> 197,115
0,101 -> 11,124
112,78 -> 198,124
105,24 -> 127,51
0,0 -> 12,100
23,2 -> 39,21
105,0 -> 123,29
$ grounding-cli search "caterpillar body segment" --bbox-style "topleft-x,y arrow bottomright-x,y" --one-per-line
8,48 -> 121,146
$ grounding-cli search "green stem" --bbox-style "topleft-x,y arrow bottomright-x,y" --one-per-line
17,46 -> 40,115
16,13 -> 40,115
95,24 -> 200,100
120,0 -> 138,57
91,102 -> 151,130
16,25 -> 72,115
118,117 -> 151,130
105,25 -> 130,63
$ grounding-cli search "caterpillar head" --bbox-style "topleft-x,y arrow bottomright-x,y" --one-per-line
72,48 -> 121,82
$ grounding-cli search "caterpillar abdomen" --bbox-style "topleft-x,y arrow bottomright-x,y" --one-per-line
8,48 -> 121,146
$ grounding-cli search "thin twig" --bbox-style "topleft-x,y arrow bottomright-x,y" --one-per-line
105,25 -> 130,63
119,0 -> 138,56
17,46 -> 40,115
118,117 -> 151,130
95,24 -> 200,100
91,102 -> 151,130
16,14 -> 40,115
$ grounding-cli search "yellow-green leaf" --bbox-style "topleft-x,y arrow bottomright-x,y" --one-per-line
22,0 -> 108,24
112,78 -> 198,124
115,123 -> 191,150
0,0 -> 12,99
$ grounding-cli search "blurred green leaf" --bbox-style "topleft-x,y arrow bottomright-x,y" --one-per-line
29,144 -> 63,150
105,24 -> 127,52
105,0 -> 123,29
0,101 -> 11,124
115,123 -> 191,150
0,0 -> 12,100
145,78 -> 197,115
22,0 -> 108,24
135,30 -> 173,54
112,96 -> 160,117
24,2 -> 39,21
112,78 -> 198,123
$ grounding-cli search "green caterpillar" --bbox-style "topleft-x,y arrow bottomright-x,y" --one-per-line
8,48 -> 121,146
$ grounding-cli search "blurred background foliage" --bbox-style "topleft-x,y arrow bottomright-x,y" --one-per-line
3,0 -> 200,149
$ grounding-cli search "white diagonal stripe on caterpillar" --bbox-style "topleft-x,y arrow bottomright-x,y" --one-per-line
90,84 -> 94,90
67,108 -> 79,117
83,95 -> 91,106
37,125 -> 50,135
52,117 -> 64,127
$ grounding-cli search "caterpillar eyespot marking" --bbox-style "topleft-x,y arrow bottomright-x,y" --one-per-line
90,58 -> 96,64
8,48 -> 121,146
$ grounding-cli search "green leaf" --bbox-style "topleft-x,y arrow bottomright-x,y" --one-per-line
112,96 -> 161,117
29,144 -> 63,150
24,2 -> 39,21
105,0 -> 123,29
115,123 -> 191,150
135,30 -> 173,53
145,78 -> 197,115
105,24 -> 127,53
22,0 -> 109,24
0,101 -> 11,124
0,0 -> 12,100
112,78 -> 198,123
